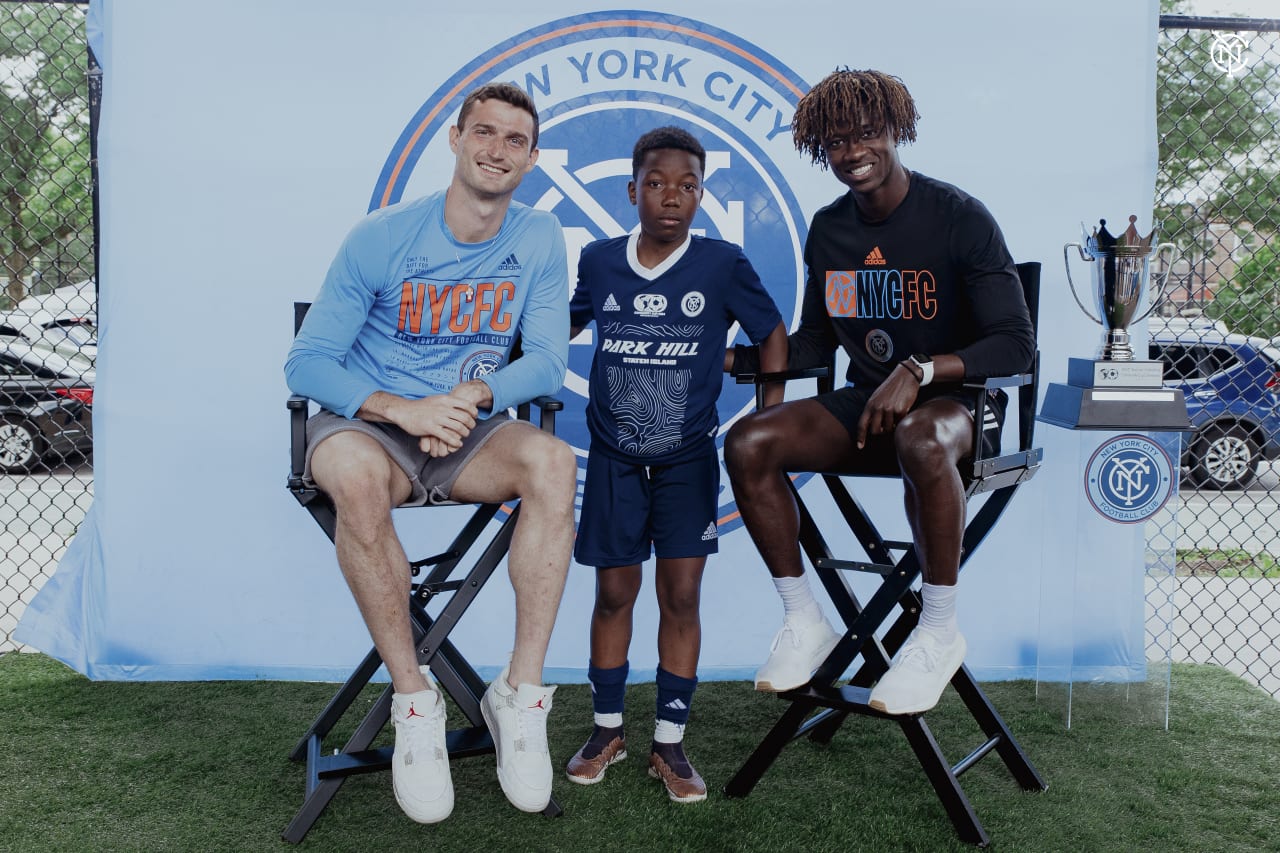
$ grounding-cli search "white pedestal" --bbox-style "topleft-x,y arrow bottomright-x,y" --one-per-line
1035,428 -> 1181,729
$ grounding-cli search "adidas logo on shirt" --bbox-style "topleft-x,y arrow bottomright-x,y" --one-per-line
603,293 -> 620,312
498,253 -> 522,271
864,246 -> 886,266
701,523 -> 718,541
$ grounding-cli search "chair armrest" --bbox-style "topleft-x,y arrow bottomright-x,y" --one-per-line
516,394 -> 563,434
734,366 -> 831,384
963,370 -> 1036,465
288,394 -> 310,485
963,372 -> 1034,391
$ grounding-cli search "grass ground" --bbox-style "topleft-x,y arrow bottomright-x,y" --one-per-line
0,653 -> 1277,852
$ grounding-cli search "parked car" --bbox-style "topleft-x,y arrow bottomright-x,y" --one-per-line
0,307 -> 97,362
0,339 -> 94,473
1150,328 -> 1280,490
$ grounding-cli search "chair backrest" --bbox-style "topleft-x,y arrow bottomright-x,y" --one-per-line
294,301 -> 310,336
1012,261 -> 1041,454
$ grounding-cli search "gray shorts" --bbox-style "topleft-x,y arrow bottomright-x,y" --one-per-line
303,409 -> 516,506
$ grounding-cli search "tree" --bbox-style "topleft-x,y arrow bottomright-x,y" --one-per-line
1156,0 -> 1280,315
0,3 -> 92,308
1207,242 -> 1280,339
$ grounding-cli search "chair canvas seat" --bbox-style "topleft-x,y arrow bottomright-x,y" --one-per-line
724,263 -> 1047,847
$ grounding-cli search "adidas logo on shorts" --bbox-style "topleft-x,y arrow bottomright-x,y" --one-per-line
701,523 -> 717,541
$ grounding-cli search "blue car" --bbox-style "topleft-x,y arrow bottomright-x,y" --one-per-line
1150,327 -> 1280,490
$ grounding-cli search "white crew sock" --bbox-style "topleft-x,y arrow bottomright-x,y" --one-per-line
919,582 -> 958,644
773,574 -> 824,625
653,718 -> 685,744
593,712 -> 623,729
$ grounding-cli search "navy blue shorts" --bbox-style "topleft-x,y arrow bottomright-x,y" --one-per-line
574,449 -> 720,569
813,385 -> 1008,475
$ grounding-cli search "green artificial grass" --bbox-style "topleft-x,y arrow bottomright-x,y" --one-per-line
0,654 -> 1277,852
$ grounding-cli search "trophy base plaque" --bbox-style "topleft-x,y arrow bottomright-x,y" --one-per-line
1039,358 -> 1191,431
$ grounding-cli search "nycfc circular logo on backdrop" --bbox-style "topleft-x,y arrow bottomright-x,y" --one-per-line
1084,434 -> 1175,524
370,11 -> 812,533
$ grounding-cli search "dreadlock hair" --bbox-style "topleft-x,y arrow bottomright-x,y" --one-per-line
457,82 -> 540,150
791,69 -> 919,170
631,126 -> 706,179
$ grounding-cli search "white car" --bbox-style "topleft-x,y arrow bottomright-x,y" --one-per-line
0,282 -> 98,361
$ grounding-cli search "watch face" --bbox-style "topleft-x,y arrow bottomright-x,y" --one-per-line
912,353 -> 931,364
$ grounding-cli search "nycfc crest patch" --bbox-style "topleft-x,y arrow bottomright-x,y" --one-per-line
1084,434 -> 1175,524
460,349 -> 503,382
865,329 -> 893,363
370,11 -> 812,535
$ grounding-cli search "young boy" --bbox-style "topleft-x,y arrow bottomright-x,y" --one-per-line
566,126 -> 787,802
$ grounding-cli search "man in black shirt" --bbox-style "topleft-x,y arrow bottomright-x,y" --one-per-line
725,69 -> 1033,714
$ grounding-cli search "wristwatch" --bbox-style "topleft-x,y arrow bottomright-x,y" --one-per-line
906,353 -> 934,387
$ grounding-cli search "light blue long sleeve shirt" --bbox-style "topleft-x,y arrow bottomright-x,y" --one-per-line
285,191 -> 569,418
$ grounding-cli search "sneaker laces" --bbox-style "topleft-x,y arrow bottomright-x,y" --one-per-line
895,633 -> 943,674
771,621 -> 802,651
516,701 -> 549,755
397,696 -> 445,761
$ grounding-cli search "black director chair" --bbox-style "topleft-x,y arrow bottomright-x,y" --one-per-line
726,262 -> 1047,848
282,302 -> 563,843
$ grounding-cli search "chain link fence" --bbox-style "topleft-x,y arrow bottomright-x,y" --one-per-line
1154,14 -> 1280,697
0,7 -> 1277,697
0,0 -> 94,653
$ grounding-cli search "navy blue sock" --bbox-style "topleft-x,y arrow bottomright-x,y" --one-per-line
588,661 -> 628,716
655,666 -> 697,727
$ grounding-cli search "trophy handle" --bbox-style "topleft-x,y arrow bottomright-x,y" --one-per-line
1063,242 -> 1102,325
1134,242 -> 1177,325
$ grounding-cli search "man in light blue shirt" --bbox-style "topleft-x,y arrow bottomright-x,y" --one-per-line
285,83 -> 574,823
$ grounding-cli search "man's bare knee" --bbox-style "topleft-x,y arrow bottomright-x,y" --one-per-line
311,432 -> 408,514
895,411 -> 967,481
725,413 -> 780,479
517,432 -> 577,505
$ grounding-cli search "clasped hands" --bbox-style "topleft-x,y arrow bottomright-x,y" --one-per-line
395,380 -> 491,458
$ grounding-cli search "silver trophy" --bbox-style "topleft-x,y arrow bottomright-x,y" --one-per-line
1064,215 -> 1175,361
1039,215 -> 1188,430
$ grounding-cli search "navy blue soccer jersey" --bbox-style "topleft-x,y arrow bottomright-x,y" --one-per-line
570,233 -> 783,465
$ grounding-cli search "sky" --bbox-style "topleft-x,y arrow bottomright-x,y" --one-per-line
1183,0 -> 1278,16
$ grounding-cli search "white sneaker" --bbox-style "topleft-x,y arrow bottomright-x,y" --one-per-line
754,618 -> 841,692
481,665 -> 556,812
391,666 -> 454,823
868,628 -> 967,715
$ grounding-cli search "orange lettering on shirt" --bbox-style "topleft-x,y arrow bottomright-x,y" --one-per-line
427,284 -> 450,334
398,282 -> 425,334
901,271 -> 918,320
491,281 -> 515,332
472,281 -> 495,333
448,284 -> 471,333
917,270 -> 937,319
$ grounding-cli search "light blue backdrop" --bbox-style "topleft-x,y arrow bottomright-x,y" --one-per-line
18,0 -> 1160,682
